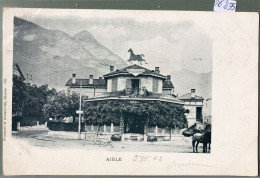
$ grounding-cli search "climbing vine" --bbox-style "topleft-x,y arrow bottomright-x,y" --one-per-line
83,100 -> 187,129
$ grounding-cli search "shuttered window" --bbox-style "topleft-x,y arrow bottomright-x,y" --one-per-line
126,79 -> 131,89
111,78 -> 118,92
153,78 -> 159,92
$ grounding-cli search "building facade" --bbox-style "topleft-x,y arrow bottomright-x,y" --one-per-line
178,89 -> 204,127
65,64 -> 175,98
65,74 -> 107,97
203,98 -> 212,124
103,65 -> 174,95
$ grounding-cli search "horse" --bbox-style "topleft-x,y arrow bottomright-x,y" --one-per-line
127,48 -> 148,65
182,123 -> 211,153
192,130 -> 211,153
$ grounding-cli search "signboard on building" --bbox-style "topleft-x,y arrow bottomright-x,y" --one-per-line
126,68 -> 145,76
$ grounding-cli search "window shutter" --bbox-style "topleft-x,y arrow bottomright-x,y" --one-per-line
153,78 -> 159,92
112,78 -> 118,92
126,79 -> 131,89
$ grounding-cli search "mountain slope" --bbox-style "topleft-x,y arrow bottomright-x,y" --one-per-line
13,17 -> 126,89
14,17 -> 96,65
171,69 -> 212,99
73,30 -> 126,67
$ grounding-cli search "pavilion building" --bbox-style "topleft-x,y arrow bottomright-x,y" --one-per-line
64,64 -> 203,141
65,65 -> 175,98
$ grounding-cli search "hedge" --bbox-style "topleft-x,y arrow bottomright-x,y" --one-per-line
47,121 -> 85,132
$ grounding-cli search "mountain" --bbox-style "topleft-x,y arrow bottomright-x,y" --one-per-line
171,69 -> 212,99
13,17 -> 126,90
73,31 -> 126,67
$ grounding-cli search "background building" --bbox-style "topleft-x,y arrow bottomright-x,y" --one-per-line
178,89 -> 204,127
65,74 -> 107,97
203,98 -> 212,124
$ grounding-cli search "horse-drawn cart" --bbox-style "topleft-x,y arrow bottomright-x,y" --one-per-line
182,122 -> 211,153
182,122 -> 210,137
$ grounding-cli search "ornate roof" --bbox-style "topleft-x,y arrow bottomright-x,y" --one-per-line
178,93 -> 204,101
163,80 -> 174,89
66,64 -> 174,89
103,64 -> 166,79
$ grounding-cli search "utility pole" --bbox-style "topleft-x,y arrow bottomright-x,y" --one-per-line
77,81 -> 83,139
120,110 -> 124,141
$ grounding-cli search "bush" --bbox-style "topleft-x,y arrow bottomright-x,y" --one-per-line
47,121 -> 85,132
20,117 -> 41,126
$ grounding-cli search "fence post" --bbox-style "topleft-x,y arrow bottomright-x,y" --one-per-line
17,122 -> 20,131
143,123 -> 148,142
170,128 -> 172,140
45,122 -> 47,127
111,123 -> 114,133
91,124 -> 94,132
155,125 -> 158,134
104,124 -> 106,132
37,121 -> 39,126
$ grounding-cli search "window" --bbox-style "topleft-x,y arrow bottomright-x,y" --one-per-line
111,78 -> 118,92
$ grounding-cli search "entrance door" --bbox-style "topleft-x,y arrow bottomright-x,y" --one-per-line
196,107 -> 203,123
124,115 -> 145,134
131,79 -> 140,95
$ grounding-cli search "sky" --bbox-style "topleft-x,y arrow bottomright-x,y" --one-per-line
16,9 -> 213,75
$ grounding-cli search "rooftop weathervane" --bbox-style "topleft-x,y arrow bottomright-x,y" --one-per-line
127,48 -> 148,65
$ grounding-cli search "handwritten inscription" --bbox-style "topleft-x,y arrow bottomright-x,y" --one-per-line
167,161 -> 193,169
133,155 -> 162,162
214,0 -> 237,12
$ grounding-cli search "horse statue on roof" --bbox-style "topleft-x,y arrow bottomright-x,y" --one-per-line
127,48 -> 148,65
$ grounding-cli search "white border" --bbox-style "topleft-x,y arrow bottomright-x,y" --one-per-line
2,8 -> 258,176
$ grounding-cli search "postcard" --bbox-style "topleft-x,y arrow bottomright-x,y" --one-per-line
2,8 -> 258,175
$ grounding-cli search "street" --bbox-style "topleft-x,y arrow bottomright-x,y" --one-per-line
12,126 -> 205,153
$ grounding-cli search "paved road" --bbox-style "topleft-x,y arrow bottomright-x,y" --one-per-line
12,127 -> 206,153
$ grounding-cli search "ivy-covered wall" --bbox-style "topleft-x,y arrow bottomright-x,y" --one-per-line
83,100 -> 187,129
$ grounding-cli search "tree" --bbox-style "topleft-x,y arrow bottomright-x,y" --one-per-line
12,74 -> 57,126
43,91 -> 80,121
12,75 -> 27,115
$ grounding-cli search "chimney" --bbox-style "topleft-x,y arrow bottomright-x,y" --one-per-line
99,77 -> 102,79
89,75 -> 93,84
191,89 -> 195,98
72,74 -> 76,84
167,75 -> 171,80
110,66 -> 114,72
155,67 -> 160,73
